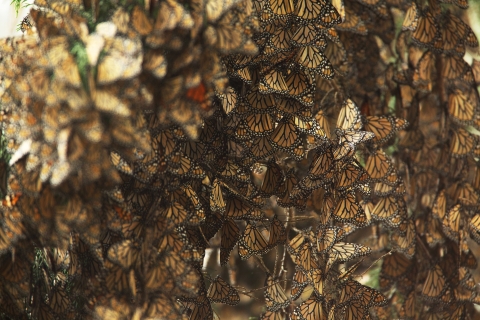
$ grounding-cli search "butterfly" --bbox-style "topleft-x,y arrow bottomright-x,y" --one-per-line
402,2 -> 419,31
19,16 -> 33,34
411,8 -> 441,50
380,252 -> 414,290
371,196 -> 401,224
291,265 -> 310,300
261,310 -> 286,320
238,221 -> 271,259
334,160 -> 370,192
412,50 -> 435,92
336,7 -> 367,35
390,218 -> 416,258
442,55 -> 475,83
332,190 -> 369,226
317,225 -> 342,253
363,116 -> 408,145
338,280 -> 387,308
291,292 -> 325,320
220,218 -> 240,266
207,275 -> 240,305
264,273 -> 290,311
441,204 -> 461,241
421,264 -> 450,303
269,115 -> 302,150
450,128 -> 476,157
326,242 -> 371,272
447,86 -> 479,125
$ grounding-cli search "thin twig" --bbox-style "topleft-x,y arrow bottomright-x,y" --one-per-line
254,255 -> 271,274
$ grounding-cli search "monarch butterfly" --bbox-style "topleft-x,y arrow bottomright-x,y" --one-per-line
337,98 -> 369,130
291,265 -> 310,300
447,87 -> 478,125
186,82 -> 211,112
277,169 -> 299,208
445,14 -> 477,50
390,218 -> 416,258
339,280 -> 387,308
422,264 -> 449,302
96,36 -> 143,85
264,273 -> 290,311
295,45 -> 334,78
373,171 -> 404,196
220,218 -> 240,266
450,128 -> 476,157
110,151 -> 133,175
48,284 -> 70,315
210,180 -> 226,213
259,161 -> 284,196
442,204 -> 461,241
291,292 -> 325,320
307,145 -> 335,179
326,242 -> 371,272
104,261 -> 134,295
363,116 -> 407,145
220,160 -> 250,183
379,252 -> 413,290
145,294 -> 185,319
225,193 -> 258,219
469,214 -> 480,244
334,160 -> 370,191
371,195 -> 401,224
402,2 -> 419,31
332,190 -> 368,226
268,215 -> 287,247
333,130 -> 375,160
364,149 -> 393,181
19,16 -> 33,34
107,239 -> 141,271
261,310 -> 286,320
244,136 -> 275,160
167,152 -> 206,178
259,69 -> 289,94
182,292 -> 214,320
284,230 -> 303,255
339,299 -> 368,320
269,25 -> 294,51
309,267 -> 324,296
245,112 -> 275,136
156,219 -> 186,253
317,226 -> 341,253
424,215 -> 446,248
276,98 -> 309,116
412,50 -> 435,92
284,68 -> 315,100
323,38 -> 348,74
216,87 -> 237,115
454,182 -> 479,206
269,115 -> 301,150
207,275 -> 240,305
332,0 -> 345,21
290,24 -> 322,46
238,221 -> 271,259
442,55 -> 474,83
204,18 -> 258,55
336,7 -> 367,35
265,0 -> 294,16
291,175 -> 326,200
412,9 -> 440,50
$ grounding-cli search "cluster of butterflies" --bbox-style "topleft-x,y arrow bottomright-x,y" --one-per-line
1,0 -> 480,319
